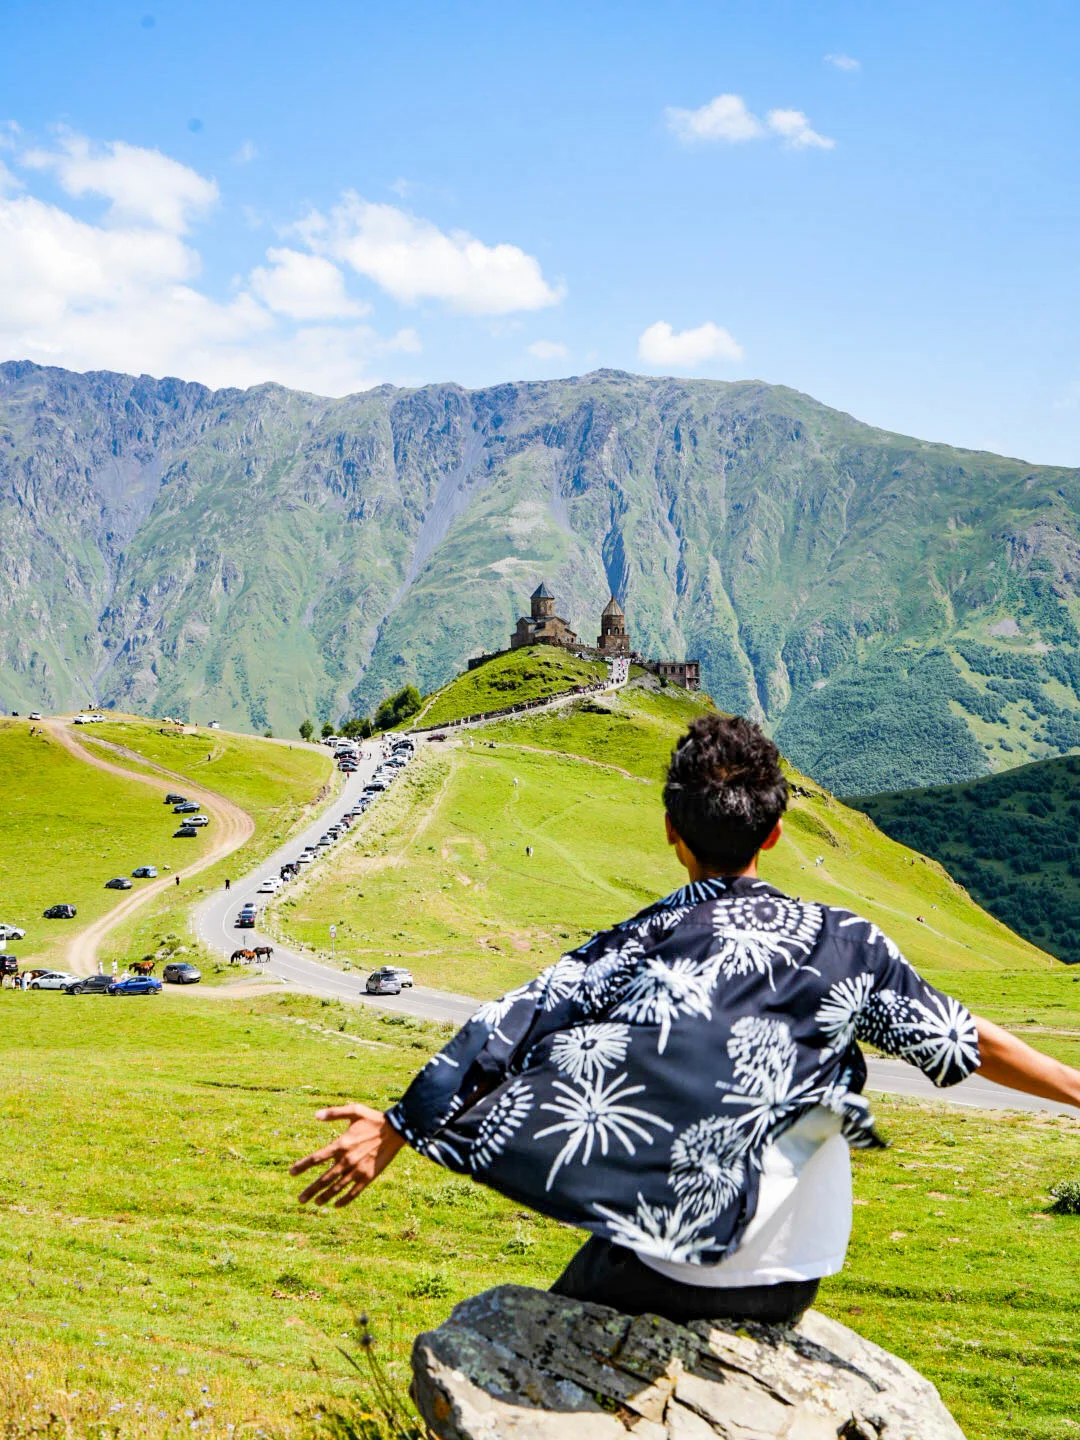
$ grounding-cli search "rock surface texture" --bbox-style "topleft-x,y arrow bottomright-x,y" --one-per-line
411,1285 -> 965,1439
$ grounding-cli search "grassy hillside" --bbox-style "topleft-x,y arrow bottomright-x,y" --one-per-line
78,719 -> 334,968
0,719 -> 215,967
269,672 -> 1050,998
411,645 -> 609,729
859,753 -> 1080,965
0,990 -> 1078,1439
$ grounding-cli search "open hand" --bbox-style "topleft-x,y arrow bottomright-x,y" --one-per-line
290,1103 -> 406,1207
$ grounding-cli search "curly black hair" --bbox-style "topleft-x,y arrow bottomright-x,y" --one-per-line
663,714 -> 788,872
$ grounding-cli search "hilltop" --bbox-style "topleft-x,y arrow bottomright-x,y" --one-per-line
270,653 -> 1052,998
860,752 -> 1080,964
5,362 -> 1080,792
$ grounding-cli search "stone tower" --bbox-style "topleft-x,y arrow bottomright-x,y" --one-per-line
531,582 -> 556,621
598,596 -> 630,656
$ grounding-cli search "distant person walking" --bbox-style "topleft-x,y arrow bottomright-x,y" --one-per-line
225,877 -> 231,892
175,875 -> 181,887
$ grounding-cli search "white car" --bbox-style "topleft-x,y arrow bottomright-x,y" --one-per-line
28,971 -> 79,990
296,853 -> 313,865
187,815 -> 210,827
257,876 -> 282,894
0,923 -> 26,942
29,711 -> 42,721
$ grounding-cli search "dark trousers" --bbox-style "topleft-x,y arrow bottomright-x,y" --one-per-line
550,1236 -> 819,1327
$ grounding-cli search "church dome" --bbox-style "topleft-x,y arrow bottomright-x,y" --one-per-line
531,581 -> 554,600
601,596 -> 624,617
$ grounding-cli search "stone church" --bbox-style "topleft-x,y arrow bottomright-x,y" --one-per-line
510,582 -> 580,650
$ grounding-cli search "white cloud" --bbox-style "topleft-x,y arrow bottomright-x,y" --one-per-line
232,140 -> 258,164
0,131 -> 414,395
638,321 -> 743,370
23,132 -> 218,233
527,339 -> 569,360
824,52 -> 860,71
666,93 -> 764,144
249,247 -> 365,321
666,93 -> 834,151
305,194 -> 564,315
766,108 -> 835,150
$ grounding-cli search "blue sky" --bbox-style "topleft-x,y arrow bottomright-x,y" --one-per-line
2,0 -> 1079,462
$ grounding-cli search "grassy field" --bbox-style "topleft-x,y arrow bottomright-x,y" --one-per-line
268,676 -> 1051,997
0,991 -> 1078,1439
0,719 -> 216,969
409,645 -> 610,730
860,752 -> 1080,965
78,720 -> 333,970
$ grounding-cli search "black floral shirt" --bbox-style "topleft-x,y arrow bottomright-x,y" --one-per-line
386,877 -> 980,1266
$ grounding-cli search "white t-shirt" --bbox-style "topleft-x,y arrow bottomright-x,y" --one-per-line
637,1106 -> 853,1288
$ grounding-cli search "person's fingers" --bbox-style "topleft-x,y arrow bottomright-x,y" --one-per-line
334,1178 -> 369,1207
297,1161 -> 346,1204
314,1168 -> 363,1205
316,1105 -> 370,1121
289,1141 -> 343,1175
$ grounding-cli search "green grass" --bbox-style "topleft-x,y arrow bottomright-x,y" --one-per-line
269,680 -> 1051,996
859,751 -> 1080,965
410,645 -> 610,730
78,720 -> 333,970
0,719 -> 215,969
1,991 -> 1079,1438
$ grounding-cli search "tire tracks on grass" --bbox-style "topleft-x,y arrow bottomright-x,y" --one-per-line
43,722 -> 256,976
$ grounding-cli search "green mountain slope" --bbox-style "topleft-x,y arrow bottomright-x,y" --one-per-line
6,361 -> 1080,792
270,662 -> 1051,997
859,753 -> 1080,964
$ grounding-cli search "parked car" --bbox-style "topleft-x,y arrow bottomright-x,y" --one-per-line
164,793 -> 186,805
257,876 -> 282,894
28,970 -> 80,990
109,975 -> 162,996
43,904 -> 77,920
65,974 -> 113,996
173,801 -> 199,814
186,815 -> 210,827
163,961 -> 201,985
29,711 -> 42,721
208,720 -> 220,730
0,923 -> 26,942
365,968 -> 403,996
132,866 -> 157,879
174,825 -> 199,838
104,877 -> 133,891
296,853 -> 313,865
363,781 -> 386,795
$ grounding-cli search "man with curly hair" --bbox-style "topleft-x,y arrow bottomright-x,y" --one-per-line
293,714 -> 1080,1325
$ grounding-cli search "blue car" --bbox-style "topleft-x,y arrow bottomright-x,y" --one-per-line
108,975 -> 162,996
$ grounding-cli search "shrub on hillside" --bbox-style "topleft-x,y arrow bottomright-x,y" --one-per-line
374,685 -> 422,731
1048,1179 -> 1080,1215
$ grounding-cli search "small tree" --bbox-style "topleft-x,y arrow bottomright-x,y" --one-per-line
298,719 -> 314,742
374,684 -> 422,731
321,720 -> 337,739
340,715 -> 373,739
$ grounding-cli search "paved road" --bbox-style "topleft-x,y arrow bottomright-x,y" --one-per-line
194,739 -> 1076,1119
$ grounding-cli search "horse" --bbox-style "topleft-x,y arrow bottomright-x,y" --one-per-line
130,959 -> 156,977
253,945 -> 274,963
230,948 -> 257,965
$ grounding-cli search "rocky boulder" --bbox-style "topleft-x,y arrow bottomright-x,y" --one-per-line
411,1285 -> 965,1439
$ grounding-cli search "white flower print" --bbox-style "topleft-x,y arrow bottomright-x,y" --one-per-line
815,972 -> 875,1060
534,1071 -> 672,1190
592,1193 -> 715,1263
835,911 -> 910,968
711,895 -> 823,988
471,994 -> 516,1032
578,940 -> 645,1013
470,1080 -> 534,1172
862,989 -> 979,1085
549,1023 -> 631,1083
538,957 -> 587,1011
416,1133 -> 466,1169
630,905 -> 693,942
610,956 -> 718,1053
668,1115 -> 748,1218
726,1015 -> 798,1104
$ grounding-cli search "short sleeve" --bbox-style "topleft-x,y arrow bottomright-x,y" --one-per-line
848,921 -> 980,1087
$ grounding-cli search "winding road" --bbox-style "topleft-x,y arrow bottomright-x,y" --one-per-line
49,719 -> 1076,1118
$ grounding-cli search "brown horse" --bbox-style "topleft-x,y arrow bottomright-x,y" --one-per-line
130,959 -> 156,977
253,945 -> 274,963
230,948 -> 257,965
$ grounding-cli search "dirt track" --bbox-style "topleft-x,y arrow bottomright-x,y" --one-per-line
44,722 -> 256,976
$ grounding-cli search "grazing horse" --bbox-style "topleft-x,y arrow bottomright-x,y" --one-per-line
130,959 -> 156,977
253,945 -> 274,963
230,948 -> 257,965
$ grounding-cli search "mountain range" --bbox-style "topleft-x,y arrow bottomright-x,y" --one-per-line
4,359 -> 1080,795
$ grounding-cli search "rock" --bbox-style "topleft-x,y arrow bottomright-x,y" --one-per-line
410,1285 -> 965,1439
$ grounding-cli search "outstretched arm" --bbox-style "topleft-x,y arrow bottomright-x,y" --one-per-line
290,1104 -> 405,1207
975,1015 -> 1080,1110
